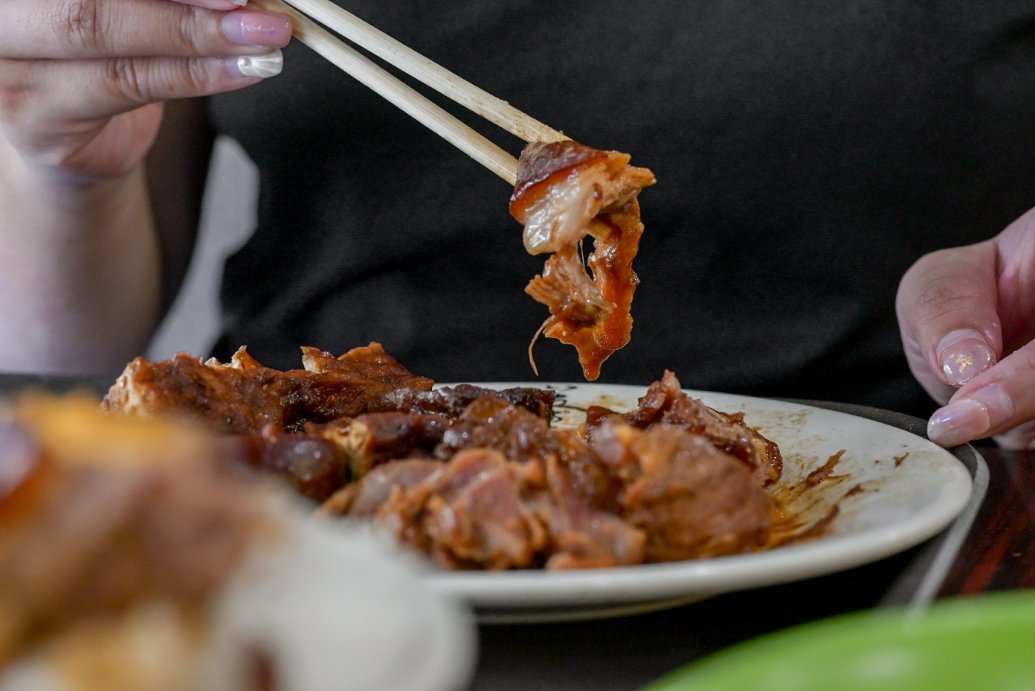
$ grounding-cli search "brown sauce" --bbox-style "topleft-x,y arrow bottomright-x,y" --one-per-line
511,140 -> 653,380
804,449 -> 846,487
766,450 -> 852,548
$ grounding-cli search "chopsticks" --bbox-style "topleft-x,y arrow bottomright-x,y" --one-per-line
249,0 -> 569,186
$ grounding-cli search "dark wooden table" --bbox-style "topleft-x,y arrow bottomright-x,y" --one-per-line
938,448 -> 1035,595
1,374 -> 1031,690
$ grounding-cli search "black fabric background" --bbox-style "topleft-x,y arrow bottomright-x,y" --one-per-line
208,1 -> 1035,417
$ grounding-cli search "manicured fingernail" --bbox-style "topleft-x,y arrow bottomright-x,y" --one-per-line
232,0 -> 248,5
937,329 -> 995,386
222,11 -> 292,46
231,49 -> 283,78
928,384 -> 1013,446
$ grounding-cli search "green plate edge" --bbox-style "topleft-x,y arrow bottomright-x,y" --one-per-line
646,590 -> 1035,691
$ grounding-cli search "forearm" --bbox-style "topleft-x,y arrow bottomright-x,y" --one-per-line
0,140 -> 161,375
0,0 -> 292,376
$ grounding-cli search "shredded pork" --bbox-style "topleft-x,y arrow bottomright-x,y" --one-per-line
510,141 -> 656,380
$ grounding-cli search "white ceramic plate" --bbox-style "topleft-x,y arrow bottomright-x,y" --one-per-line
424,383 -> 973,624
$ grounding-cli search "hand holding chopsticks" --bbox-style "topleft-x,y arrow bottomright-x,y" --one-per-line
249,0 -> 569,185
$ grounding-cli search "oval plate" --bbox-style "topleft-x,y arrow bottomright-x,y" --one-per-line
424,383 -> 973,624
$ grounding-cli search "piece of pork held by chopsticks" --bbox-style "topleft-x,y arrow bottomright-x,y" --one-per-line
511,141 -> 656,381
250,0 -> 656,380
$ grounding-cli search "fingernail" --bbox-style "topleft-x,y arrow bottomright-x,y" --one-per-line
222,11 -> 292,46
231,49 -> 283,78
937,329 -> 995,386
232,0 -> 249,5
928,383 -> 1013,446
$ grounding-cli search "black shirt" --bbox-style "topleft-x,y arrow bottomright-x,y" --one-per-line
208,0 -> 1035,417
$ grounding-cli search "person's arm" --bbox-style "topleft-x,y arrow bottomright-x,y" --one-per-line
0,137 -> 162,375
897,205 -> 1035,448
0,99 -> 218,376
0,0 -> 291,376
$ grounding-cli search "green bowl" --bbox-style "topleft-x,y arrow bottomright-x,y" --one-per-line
647,591 -> 1035,691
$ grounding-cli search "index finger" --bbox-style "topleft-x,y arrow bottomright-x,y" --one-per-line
0,0 -> 291,60
173,0 -> 248,10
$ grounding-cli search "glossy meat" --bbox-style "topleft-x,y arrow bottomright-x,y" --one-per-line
590,421 -> 774,560
326,384 -> 777,568
327,447 -> 644,571
369,383 -> 555,420
102,351 -> 284,433
536,456 -> 646,569
102,342 -> 434,434
511,140 -> 656,381
365,449 -> 548,571
588,370 -> 783,486
435,395 -> 613,508
221,428 -> 348,502
321,459 -> 443,518
318,411 -> 449,479
96,343 -> 784,572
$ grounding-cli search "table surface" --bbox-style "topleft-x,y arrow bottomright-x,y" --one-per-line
1,374 -> 1031,691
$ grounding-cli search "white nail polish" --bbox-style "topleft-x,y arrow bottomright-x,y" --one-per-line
232,0 -> 249,6
235,49 -> 283,78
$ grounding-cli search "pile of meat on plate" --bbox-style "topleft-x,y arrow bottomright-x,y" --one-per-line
102,343 -> 784,571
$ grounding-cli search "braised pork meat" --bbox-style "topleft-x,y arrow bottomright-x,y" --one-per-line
384,449 -> 549,571
102,342 -> 434,434
434,395 -> 614,508
588,370 -> 783,487
369,383 -> 555,420
101,344 -> 785,571
220,428 -> 348,502
104,348 -> 562,501
590,421 -> 774,560
316,411 -> 450,480
326,447 -> 645,571
323,389 -> 772,569
510,141 -> 656,381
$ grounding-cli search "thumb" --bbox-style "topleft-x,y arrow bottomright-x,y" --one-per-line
895,240 -> 1002,405
926,341 -> 1035,448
